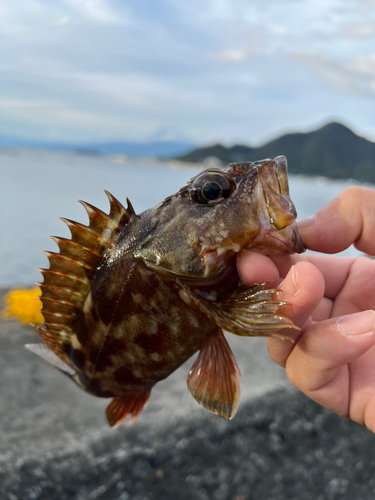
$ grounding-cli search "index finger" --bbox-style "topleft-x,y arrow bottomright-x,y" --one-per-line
298,186 -> 375,255
271,254 -> 355,300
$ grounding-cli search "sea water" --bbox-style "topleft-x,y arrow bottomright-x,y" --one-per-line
0,149 -> 369,287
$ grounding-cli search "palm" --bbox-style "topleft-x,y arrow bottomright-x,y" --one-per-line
329,257 -> 375,317
238,249 -> 375,433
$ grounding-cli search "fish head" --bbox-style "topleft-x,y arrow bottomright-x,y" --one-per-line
135,156 -> 305,284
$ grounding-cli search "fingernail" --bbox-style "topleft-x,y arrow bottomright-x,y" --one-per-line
337,310 -> 375,337
297,216 -> 315,230
277,265 -> 298,300
291,265 -> 298,289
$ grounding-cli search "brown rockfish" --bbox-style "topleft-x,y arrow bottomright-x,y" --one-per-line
27,156 -> 304,426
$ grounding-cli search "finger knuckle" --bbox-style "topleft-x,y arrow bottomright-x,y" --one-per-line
267,340 -> 287,368
338,186 -> 363,201
285,361 -> 302,389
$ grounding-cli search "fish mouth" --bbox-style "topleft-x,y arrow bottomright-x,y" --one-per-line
256,226 -> 305,255
247,156 -> 305,255
187,156 -> 305,287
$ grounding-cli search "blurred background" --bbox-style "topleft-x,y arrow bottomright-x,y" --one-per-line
1,1 -> 375,499
1,0 -> 375,145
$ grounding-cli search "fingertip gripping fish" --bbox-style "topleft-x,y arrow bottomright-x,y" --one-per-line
27,156 -> 305,427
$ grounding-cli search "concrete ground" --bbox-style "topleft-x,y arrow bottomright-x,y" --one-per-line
1,288 -> 375,500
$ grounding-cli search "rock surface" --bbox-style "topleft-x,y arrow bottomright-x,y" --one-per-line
1,288 -> 375,500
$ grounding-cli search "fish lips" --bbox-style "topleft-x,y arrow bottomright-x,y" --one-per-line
249,224 -> 305,255
246,156 -> 306,255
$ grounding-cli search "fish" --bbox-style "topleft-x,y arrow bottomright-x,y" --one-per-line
26,156 -> 305,427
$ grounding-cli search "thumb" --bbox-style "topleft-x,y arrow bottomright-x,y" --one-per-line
286,310 -> 375,418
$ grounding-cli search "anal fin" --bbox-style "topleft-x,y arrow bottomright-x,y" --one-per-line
187,329 -> 240,421
106,390 -> 151,427
25,343 -> 76,377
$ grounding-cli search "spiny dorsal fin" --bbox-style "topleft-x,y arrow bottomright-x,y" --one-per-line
35,191 -> 134,363
105,190 -> 134,226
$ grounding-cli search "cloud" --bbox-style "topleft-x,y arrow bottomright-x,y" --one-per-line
350,54 -> 375,92
0,99 -> 60,110
216,49 -> 249,64
0,98 -> 157,140
64,0 -> 127,24
344,22 -> 375,39
55,15 -> 71,26
1,0 -> 375,145
351,54 -> 375,76
291,51 -> 375,97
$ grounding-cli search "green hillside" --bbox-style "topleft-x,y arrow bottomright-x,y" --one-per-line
177,123 -> 375,183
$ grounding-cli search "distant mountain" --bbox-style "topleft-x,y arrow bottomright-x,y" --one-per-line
0,135 -> 195,158
176,122 -> 375,183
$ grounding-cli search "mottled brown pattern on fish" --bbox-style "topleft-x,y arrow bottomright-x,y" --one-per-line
134,328 -> 172,358
75,311 -> 91,346
74,260 -> 219,396
86,377 -> 115,398
92,338 -> 128,373
70,348 -> 87,371
31,157 -> 305,425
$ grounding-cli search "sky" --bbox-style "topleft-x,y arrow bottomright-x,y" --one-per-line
1,0 -> 375,146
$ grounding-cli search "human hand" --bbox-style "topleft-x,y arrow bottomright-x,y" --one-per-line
237,187 -> 375,432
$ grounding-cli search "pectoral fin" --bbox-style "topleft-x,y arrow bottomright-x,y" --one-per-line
187,329 -> 240,420
178,281 -> 298,340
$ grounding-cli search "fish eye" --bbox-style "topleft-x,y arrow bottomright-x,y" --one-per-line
202,181 -> 222,201
191,172 -> 235,205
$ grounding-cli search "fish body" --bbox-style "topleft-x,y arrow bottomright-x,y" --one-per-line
29,156 -> 304,426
